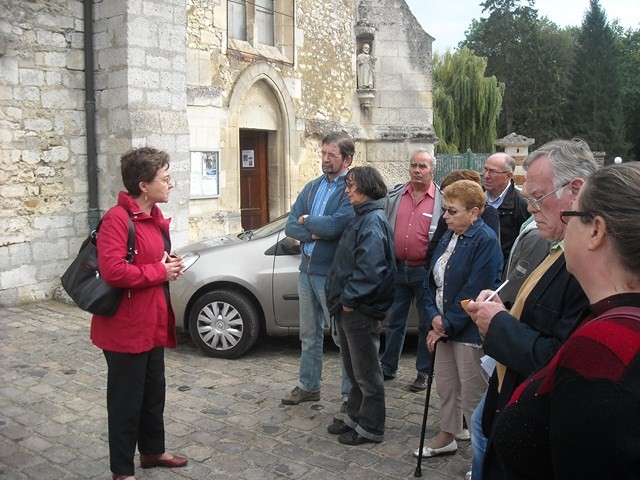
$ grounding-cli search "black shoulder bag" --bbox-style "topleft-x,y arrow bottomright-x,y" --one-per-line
61,213 -> 135,316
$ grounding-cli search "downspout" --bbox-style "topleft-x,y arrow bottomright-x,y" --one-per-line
84,0 -> 100,230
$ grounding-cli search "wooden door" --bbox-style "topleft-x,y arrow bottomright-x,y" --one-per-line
239,130 -> 269,230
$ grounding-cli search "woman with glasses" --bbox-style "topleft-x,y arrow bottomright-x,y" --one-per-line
91,147 -> 188,479
491,162 -> 640,479
414,180 -> 503,458
324,166 -> 396,446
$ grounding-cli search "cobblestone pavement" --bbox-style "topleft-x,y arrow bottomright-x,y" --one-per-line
0,301 -> 471,479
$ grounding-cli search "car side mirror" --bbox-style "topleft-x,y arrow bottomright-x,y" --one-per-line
265,236 -> 300,256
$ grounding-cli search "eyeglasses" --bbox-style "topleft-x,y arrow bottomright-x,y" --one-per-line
442,206 -> 469,216
345,180 -> 357,190
483,167 -> 510,176
153,176 -> 173,186
322,151 -> 343,161
524,182 -> 569,212
560,210 -> 593,225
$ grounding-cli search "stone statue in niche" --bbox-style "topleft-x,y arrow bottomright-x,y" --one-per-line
357,43 -> 376,89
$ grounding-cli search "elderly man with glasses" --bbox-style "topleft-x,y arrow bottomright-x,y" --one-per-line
465,139 -> 598,480
483,153 -> 530,263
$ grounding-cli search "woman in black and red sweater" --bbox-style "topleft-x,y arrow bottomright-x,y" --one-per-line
491,162 -> 640,479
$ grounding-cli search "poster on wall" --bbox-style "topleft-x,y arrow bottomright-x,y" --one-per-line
190,150 -> 220,198
242,149 -> 255,168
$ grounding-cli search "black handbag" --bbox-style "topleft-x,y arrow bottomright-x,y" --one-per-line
61,214 -> 135,316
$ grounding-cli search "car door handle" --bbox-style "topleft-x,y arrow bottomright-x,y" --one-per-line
282,294 -> 299,301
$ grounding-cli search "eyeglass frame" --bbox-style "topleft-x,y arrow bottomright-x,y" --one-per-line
482,166 -> 511,176
560,210 -> 593,225
344,179 -> 357,190
442,206 -> 471,216
524,181 -> 570,212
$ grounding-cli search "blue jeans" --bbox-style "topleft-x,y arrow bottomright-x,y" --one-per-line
297,272 -> 350,398
471,391 -> 489,480
337,309 -> 385,441
380,264 -> 432,378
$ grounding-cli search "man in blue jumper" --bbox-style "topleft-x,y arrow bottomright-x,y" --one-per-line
282,131 -> 356,409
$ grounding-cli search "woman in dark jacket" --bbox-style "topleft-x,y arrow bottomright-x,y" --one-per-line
91,147 -> 187,479
325,166 -> 396,446
492,162 -> 640,479
415,180 -> 502,458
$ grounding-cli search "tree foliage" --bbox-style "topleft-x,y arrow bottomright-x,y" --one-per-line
617,28 -> 640,160
462,0 -> 539,136
433,47 -> 504,153
564,0 -> 627,161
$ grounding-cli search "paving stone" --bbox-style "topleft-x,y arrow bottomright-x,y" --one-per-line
1,301 -> 471,479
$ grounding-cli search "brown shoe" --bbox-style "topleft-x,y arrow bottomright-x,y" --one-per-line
140,453 -> 188,469
281,386 -> 320,405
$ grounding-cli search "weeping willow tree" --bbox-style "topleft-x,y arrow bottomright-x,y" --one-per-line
433,47 -> 505,153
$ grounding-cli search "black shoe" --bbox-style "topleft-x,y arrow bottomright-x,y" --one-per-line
383,372 -> 395,381
409,374 -> 428,392
338,430 -> 381,446
340,401 -> 348,413
328,420 -> 353,435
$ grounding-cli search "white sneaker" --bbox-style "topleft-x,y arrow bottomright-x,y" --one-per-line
465,470 -> 472,480
455,428 -> 471,441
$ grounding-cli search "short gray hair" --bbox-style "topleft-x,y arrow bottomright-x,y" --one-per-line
524,138 -> 598,195
411,148 -> 436,169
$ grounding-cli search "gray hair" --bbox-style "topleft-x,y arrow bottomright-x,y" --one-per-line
524,138 -> 598,197
411,148 -> 436,169
578,162 -> 640,280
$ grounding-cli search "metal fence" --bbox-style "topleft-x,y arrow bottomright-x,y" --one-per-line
433,150 -> 492,185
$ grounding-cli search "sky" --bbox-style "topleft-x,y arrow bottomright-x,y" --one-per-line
404,0 -> 640,52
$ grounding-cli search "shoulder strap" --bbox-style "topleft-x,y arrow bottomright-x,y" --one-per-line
125,219 -> 135,263
596,306 -> 640,323
94,206 -> 136,263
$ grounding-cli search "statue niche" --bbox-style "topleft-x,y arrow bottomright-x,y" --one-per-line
357,43 -> 376,89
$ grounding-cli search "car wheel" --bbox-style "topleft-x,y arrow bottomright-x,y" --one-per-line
188,289 -> 260,359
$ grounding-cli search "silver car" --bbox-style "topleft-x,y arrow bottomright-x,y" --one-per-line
171,213 -> 419,359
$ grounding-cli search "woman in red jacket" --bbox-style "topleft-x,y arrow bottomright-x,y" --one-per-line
91,147 -> 187,480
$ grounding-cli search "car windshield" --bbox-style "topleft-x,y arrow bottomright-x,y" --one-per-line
238,213 -> 289,241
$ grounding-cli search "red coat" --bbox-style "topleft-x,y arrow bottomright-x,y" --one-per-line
90,191 -> 177,353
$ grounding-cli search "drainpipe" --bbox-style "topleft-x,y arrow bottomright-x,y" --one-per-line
84,0 -> 99,231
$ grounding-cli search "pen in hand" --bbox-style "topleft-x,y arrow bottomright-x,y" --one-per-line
484,279 -> 509,303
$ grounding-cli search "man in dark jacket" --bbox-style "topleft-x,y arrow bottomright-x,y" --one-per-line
281,132 -> 355,409
467,139 -> 598,480
483,153 -> 529,263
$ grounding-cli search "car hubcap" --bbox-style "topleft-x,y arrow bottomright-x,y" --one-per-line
197,301 -> 244,351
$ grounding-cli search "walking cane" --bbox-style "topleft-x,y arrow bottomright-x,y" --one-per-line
414,339 -> 438,477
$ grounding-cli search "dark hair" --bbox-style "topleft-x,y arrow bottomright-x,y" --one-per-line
120,147 -> 170,197
578,162 -> 640,278
440,169 -> 481,189
346,166 -> 387,200
443,179 -> 486,213
323,131 -> 355,159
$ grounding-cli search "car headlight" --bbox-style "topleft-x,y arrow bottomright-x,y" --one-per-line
180,252 -> 200,272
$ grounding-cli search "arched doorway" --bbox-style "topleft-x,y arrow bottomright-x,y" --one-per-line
227,63 -> 298,228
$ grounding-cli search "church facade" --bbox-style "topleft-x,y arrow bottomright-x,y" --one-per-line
0,0 -> 436,306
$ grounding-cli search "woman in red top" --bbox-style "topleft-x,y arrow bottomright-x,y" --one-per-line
491,162 -> 640,479
91,147 -> 187,480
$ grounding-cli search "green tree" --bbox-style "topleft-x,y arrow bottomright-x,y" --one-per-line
565,0 -> 627,161
462,0 -> 538,136
616,26 -> 640,160
513,19 -> 575,143
433,47 -> 504,153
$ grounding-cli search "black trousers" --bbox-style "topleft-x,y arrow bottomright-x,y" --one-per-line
103,347 -> 166,475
